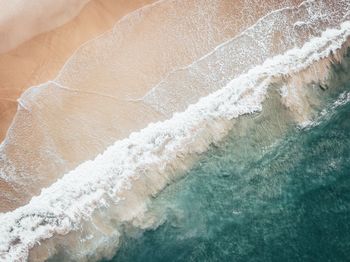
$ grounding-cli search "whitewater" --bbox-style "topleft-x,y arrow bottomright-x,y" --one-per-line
1,0 -> 349,213
1,17 -> 350,261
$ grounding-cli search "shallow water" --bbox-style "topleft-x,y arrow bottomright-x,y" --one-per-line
2,4 -> 350,260
106,79 -> 350,261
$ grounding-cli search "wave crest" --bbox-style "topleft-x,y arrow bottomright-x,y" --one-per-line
1,21 -> 350,262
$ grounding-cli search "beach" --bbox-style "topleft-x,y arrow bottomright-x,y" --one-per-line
0,0 -> 350,261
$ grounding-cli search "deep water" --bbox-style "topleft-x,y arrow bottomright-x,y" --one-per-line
104,76 -> 350,262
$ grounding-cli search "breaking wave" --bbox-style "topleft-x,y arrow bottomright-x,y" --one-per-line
1,0 -> 350,213
1,19 -> 350,261
1,0 -> 309,211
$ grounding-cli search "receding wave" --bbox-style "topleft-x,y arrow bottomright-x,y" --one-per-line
1,20 -> 350,261
0,0 -> 311,212
1,0 -> 350,214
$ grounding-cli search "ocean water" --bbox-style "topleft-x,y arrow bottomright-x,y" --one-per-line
106,65 -> 350,261
2,3 -> 350,261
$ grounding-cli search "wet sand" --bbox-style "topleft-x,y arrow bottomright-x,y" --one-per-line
0,0 -> 305,212
0,0 -> 154,141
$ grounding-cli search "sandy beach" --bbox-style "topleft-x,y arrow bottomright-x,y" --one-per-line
0,0 -> 318,211
0,0 -> 154,141
0,0 -> 304,212
0,1 -> 349,261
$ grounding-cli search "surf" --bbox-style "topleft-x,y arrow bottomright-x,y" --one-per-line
0,0 -> 308,212
1,19 -> 350,261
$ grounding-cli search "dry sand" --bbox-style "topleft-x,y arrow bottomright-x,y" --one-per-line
0,0 -> 90,54
0,0 -> 154,141
0,0 -> 304,212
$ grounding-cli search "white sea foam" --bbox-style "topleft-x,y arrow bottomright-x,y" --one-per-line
1,0 -> 308,212
143,0 -> 350,116
0,21 -> 349,261
300,90 -> 350,129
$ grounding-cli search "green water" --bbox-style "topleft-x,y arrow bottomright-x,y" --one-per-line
101,53 -> 350,262
105,81 -> 350,261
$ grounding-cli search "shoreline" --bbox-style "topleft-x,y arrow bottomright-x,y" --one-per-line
0,0 -> 155,142
0,0 -> 306,213
1,22 -> 350,261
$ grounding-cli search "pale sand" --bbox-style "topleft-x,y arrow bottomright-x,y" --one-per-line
0,0 -> 304,212
0,0 -> 90,54
0,0 -> 155,141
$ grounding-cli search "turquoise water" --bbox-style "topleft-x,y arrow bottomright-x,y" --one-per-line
104,60 -> 350,262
